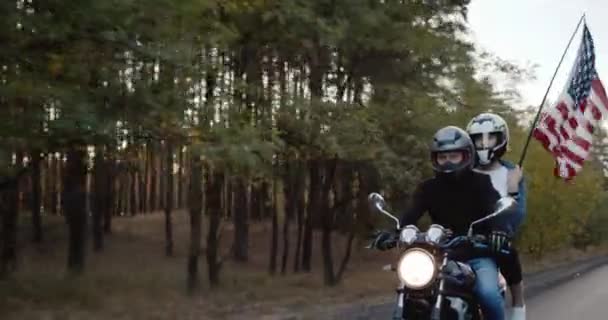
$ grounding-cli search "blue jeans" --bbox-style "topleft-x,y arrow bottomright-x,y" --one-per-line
468,258 -> 505,320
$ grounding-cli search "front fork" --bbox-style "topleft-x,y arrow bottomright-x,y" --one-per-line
392,238 -> 404,320
430,253 -> 449,320
392,288 -> 405,320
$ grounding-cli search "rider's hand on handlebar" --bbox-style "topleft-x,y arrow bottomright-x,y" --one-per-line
370,230 -> 395,251
444,228 -> 454,238
489,231 -> 511,253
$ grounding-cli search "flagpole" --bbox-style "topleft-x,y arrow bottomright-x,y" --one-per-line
518,13 -> 586,167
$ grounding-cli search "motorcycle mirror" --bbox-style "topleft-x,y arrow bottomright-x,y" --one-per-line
368,192 -> 400,229
368,192 -> 386,208
494,196 -> 516,214
467,196 -> 516,236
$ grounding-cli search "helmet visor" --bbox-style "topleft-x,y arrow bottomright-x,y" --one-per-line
433,150 -> 470,172
436,151 -> 465,166
472,132 -> 502,150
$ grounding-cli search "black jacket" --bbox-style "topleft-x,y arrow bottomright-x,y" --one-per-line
400,170 -> 501,236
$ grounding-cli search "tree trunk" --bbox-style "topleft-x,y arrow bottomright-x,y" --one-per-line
321,223 -> 335,285
177,147 -> 183,209
92,147 -> 106,252
302,160 -> 320,272
0,164 -> 20,278
187,155 -> 203,292
50,155 -> 59,215
160,147 -> 166,210
114,172 -> 121,216
334,162 -> 354,231
356,162 -> 381,233
64,147 -> 88,275
124,172 -> 129,216
104,157 -> 114,234
206,166 -> 223,287
293,160 -> 306,273
320,159 -> 338,286
164,142 -> 174,257
92,145 -> 104,252
335,231 -> 355,283
44,154 -> 52,215
154,146 -> 161,211
31,150 -> 42,243
136,170 -> 141,214
138,170 -> 143,215
333,161 -> 356,284
250,180 -> 262,221
124,171 -> 130,216
269,179 -> 281,275
139,149 -> 146,214
143,146 -> 150,213
152,145 -> 158,212
281,162 -> 296,275
130,170 -> 137,216
224,175 -> 232,219
58,155 -> 64,215
181,149 -> 189,209
233,176 -> 249,262
147,146 -> 154,213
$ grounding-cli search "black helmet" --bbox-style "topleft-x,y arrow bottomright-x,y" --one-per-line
430,126 -> 475,175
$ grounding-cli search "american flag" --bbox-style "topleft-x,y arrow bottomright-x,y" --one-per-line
532,24 -> 608,180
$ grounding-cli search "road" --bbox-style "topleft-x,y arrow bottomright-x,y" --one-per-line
270,259 -> 608,320
326,263 -> 608,320
526,264 -> 608,320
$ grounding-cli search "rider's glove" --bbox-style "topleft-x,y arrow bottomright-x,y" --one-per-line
489,231 -> 511,253
370,230 -> 395,251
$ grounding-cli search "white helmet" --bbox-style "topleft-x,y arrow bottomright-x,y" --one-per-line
466,113 -> 509,165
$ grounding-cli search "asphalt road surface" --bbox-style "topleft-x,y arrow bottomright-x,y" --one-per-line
334,263 -> 608,320
267,258 -> 608,320
526,264 -> 608,320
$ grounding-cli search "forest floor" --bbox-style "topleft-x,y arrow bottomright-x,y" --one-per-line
1,211 -> 608,319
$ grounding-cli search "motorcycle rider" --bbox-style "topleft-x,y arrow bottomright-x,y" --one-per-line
372,125 -> 511,320
467,113 -> 527,320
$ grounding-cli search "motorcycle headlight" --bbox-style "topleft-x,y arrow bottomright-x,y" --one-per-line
399,225 -> 419,245
425,224 -> 445,244
397,248 -> 436,289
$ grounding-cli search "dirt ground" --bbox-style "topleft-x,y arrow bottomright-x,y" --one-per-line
1,211 -> 606,319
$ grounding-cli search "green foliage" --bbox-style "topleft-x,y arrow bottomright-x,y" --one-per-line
191,124 -> 281,177
0,0 -> 606,261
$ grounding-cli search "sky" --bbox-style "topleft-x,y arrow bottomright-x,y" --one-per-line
467,0 -> 608,109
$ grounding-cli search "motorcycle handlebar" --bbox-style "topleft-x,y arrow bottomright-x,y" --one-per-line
441,235 -> 510,255
367,231 -> 510,255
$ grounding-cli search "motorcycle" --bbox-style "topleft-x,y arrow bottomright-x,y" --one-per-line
367,193 -> 515,320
